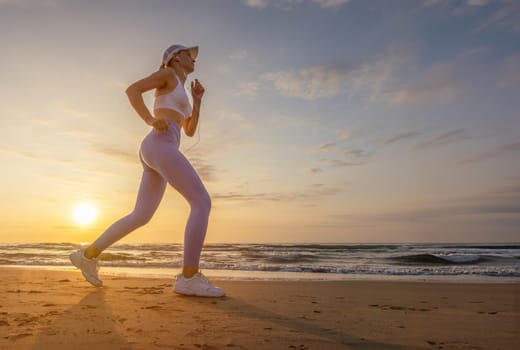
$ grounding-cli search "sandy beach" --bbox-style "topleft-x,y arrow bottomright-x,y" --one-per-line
1,267 -> 518,350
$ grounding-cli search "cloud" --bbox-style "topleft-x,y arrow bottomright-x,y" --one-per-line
322,149 -> 368,165
337,128 -> 354,141
91,144 -> 137,164
304,167 -> 323,174
242,0 -> 349,10
475,0 -> 520,33
311,0 -> 350,9
414,129 -> 469,150
233,81 -> 260,97
242,0 -> 268,9
213,192 -> 285,202
306,129 -> 373,170
457,46 -> 490,59
334,181 -> 520,224
422,0 -> 519,33
424,0 -> 489,7
343,147 -> 370,159
460,141 -> 520,164
309,143 -> 340,154
212,183 -> 342,202
382,62 -> 463,106
350,42 -> 417,102
383,130 -> 421,145
262,62 -> 351,100
344,41 -> 462,106
186,156 -> 219,183
308,142 -> 371,166
242,0 -> 302,10
317,158 -> 365,167
261,42 -> 464,106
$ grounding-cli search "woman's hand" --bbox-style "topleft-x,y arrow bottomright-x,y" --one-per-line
191,79 -> 205,103
148,117 -> 169,131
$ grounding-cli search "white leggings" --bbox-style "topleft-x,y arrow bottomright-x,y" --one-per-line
92,120 -> 211,267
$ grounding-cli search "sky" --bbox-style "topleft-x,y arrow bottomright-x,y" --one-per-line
0,0 -> 519,244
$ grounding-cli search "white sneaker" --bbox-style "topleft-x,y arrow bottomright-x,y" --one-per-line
173,272 -> 225,297
69,249 -> 103,287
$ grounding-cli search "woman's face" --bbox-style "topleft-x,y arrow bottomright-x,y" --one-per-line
175,50 -> 196,73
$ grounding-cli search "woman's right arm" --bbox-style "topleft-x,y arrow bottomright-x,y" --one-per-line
125,69 -> 170,131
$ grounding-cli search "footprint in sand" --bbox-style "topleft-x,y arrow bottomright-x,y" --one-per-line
139,287 -> 164,295
142,305 -> 162,310
9,333 -> 32,341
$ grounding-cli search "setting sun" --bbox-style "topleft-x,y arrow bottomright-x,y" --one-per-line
72,203 -> 97,226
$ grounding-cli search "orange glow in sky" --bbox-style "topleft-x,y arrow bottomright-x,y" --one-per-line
1,0 -> 519,244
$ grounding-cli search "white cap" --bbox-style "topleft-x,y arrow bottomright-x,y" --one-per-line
162,44 -> 199,67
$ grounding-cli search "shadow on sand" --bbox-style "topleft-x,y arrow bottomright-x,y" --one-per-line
181,294 -> 405,350
29,284 -> 404,349
30,289 -> 134,350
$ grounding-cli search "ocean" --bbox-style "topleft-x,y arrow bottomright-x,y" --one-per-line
1,242 -> 519,282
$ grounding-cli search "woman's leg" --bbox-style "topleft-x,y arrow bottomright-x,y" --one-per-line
148,146 -> 211,277
85,168 -> 167,258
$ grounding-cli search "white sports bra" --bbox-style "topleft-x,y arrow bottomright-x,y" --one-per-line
153,75 -> 192,120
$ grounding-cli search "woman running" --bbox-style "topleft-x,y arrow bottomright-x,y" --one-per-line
70,44 -> 224,297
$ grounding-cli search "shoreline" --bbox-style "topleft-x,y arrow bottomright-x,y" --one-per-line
2,264 -> 519,284
2,267 -> 519,349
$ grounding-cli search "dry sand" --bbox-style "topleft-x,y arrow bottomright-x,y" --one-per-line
1,267 -> 518,349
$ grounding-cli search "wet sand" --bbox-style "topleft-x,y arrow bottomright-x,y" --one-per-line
1,267 -> 518,349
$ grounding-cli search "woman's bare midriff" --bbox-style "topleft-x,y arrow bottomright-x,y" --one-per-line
154,108 -> 184,129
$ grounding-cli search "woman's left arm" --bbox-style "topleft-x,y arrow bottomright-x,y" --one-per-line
184,79 -> 205,137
